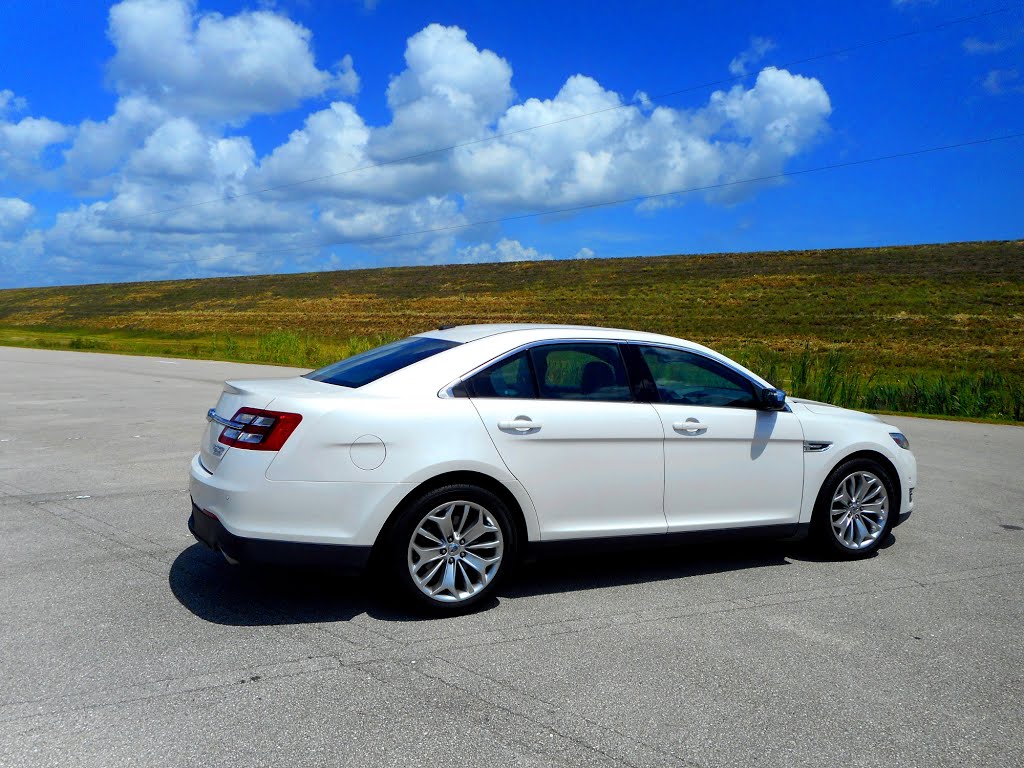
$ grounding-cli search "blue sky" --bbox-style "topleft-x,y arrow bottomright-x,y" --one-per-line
0,0 -> 1021,287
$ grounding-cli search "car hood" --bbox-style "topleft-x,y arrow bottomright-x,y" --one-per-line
790,397 -> 881,423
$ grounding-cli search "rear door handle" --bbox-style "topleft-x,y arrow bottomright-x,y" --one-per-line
673,421 -> 709,433
498,419 -> 542,432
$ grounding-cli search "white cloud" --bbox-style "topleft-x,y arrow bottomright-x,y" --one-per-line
318,196 -> 467,263
0,89 -> 28,117
633,91 -> 653,111
456,238 -> 552,263
454,66 -> 830,212
1,16 -> 835,285
0,103 -> 72,181
62,96 -> 168,191
106,0 -> 353,123
962,37 -> 1009,55
0,197 -> 35,234
729,37 -> 776,77
370,24 -> 514,158
982,69 -> 1023,95
573,247 -> 595,260
334,54 -> 361,97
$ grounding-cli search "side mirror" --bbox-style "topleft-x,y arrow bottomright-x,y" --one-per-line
759,387 -> 787,411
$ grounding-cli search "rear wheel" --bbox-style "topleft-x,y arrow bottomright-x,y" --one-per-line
812,459 -> 895,558
386,484 -> 517,614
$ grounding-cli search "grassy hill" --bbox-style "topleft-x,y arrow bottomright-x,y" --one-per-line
2,239 -> 1022,421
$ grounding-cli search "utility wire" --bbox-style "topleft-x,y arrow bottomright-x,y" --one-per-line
147,131 -> 1021,269
100,4 -> 1022,227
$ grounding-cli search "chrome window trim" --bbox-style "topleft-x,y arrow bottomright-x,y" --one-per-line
438,337 -> 776,406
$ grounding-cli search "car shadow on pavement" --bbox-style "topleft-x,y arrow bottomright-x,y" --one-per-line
170,536 -> 824,625
503,538 -> 793,599
169,543 -> 385,626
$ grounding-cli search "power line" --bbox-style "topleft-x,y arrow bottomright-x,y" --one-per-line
99,4 -> 1022,227
145,131 -> 1020,270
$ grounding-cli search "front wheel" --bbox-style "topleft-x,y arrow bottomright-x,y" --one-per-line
812,459 -> 895,558
386,484 -> 517,614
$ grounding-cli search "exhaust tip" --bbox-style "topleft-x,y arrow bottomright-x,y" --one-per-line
219,548 -> 241,566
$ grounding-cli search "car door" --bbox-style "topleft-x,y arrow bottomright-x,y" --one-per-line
632,344 -> 805,532
467,342 -> 667,540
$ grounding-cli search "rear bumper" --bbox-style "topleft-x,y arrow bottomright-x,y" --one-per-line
189,502 -> 371,568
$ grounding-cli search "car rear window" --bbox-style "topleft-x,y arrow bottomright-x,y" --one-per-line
305,336 -> 461,388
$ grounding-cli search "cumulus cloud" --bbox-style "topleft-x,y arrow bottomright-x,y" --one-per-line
2,12 -> 834,285
106,0 -> 355,123
370,24 -> 514,158
0,97 -> 72,182
573,247 -> 595,260
62,96 -> 168,191
0,89 -> 28,117
729,37 -> 776,77
456,238 -> 552,263
0,197 -> 35,234
454,66 -> 830,212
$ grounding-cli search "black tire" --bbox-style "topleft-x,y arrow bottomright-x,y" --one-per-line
811,457 -> 897,559
384,484 -> 518,615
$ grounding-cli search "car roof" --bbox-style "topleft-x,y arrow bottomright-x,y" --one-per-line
417,323 -> 676,344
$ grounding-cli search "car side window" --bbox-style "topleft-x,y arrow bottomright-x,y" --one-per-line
638,346 -> 756,408
529,344 -> 633,402
465,350 -> 537,399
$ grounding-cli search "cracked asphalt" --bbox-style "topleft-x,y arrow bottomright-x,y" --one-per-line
1,346 -> 1022,768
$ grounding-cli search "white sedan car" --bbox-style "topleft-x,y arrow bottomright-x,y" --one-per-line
189,324 -> 916,613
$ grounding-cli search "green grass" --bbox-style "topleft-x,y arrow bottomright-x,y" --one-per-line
1,239 -> 1021,421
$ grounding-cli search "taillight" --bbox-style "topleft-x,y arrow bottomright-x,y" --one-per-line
218,408 -> 302,451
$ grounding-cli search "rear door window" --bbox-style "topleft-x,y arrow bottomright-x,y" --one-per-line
529,344 -> 633,402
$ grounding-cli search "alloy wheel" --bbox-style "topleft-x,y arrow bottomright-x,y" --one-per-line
406,500 -> 505,602
830,470 -> 889,550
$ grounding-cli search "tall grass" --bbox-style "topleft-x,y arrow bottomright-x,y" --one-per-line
4,325 -> 1021,422
736,347 -> 1024,422
244,331 -> 395,368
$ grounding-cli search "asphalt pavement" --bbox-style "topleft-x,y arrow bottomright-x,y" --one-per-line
1,346 -> 1022,768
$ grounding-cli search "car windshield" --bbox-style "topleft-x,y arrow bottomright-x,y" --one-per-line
305,336 -> 461,388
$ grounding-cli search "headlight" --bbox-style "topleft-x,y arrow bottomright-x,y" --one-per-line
890,432 -> 910,450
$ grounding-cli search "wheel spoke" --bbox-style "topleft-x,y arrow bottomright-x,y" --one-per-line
456,559 -> 475,590
862,483 -> 883,503
462,518 -> 496,545
453,504 -> 473,538
462,551 -> 500,574
429,504 -> 456,541
415,557 -> 445,586
431,560 -> 457,597
853,517 -> 870,546
416,528 -> 443,546
411,544 -> 445,565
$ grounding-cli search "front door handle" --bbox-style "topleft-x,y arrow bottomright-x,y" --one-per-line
673,421 -> 708,433
498,419 -> 542,433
